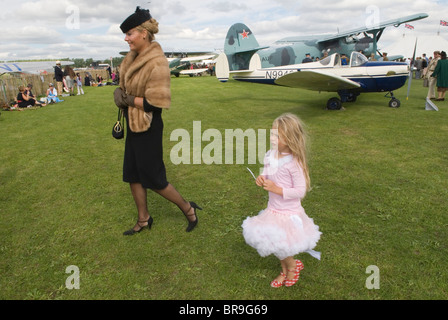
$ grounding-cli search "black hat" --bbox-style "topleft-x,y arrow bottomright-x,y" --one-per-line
120,7 -> 152,33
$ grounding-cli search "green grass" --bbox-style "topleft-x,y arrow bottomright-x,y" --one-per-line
1,76 -> 447,300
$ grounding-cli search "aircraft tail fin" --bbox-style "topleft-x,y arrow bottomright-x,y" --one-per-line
216,52 -> 262,82
223,23 -> 268,72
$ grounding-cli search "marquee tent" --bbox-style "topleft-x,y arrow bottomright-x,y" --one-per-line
380,34 -> 448,59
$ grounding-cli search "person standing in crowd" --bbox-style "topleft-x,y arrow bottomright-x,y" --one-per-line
76,73 -> 84,95
64,65 -> 76,96
432,51 -> 448,101
414,57 -> 423,79
113,7 -> 202,235
84,73 -> 91,86
54,61 -> 64,95
302,53 -> 313,63
426,51 -> 441,100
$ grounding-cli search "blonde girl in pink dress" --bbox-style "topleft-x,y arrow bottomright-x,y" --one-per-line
242,113 -> 321,288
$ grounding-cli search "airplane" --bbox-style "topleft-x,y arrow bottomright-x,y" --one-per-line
221,13 -> 428,71
216,51 -> 409,109
167,54 -> 215,77
216,13 -> 428,109
0,60 -> 74,75
120,50 -> 215,77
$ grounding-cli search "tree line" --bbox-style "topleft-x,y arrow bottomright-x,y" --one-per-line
1,57 -> 125,69
70,57 -> 125,68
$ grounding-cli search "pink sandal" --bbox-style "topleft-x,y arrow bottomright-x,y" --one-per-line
284,260 -> 304,287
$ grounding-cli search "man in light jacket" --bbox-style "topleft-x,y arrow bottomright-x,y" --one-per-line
426,51 -> 441,100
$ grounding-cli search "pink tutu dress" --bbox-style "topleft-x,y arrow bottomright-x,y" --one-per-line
242,150 -> 322,260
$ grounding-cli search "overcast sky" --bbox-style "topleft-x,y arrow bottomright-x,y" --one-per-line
1,0 -> 447,61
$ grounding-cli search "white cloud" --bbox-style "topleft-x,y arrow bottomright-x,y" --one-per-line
2,26 -> 63,44
1,0 -> 447,61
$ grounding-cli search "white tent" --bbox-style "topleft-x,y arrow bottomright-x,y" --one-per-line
380,34 -> 448,59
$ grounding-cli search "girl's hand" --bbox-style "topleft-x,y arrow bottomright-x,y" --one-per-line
263,179 -> 283,196
256,175 -> 265,187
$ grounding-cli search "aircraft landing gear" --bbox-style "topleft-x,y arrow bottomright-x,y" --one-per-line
386,92 -> 400,108
327,91 -> 359,110
327,97 -> 342,110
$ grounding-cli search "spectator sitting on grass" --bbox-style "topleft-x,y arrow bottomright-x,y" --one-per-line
25,84 -> 46,107
46,83 -> 64,104
17,85 -> 45,108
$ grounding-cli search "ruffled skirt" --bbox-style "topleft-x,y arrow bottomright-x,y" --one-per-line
242,207 -> 322,260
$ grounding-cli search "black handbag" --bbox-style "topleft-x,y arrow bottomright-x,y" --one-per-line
112,109 -> 125,139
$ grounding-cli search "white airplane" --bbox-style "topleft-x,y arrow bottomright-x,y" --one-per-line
120,50 -> 216,77
0,60 -> 74,75
216,51 -> 410,109
167,54 -> 216,77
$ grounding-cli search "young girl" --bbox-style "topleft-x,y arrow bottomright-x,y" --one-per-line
242,113 -> 321,288
76,73 -> 84,95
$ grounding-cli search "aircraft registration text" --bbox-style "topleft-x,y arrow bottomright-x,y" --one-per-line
265,69 -> 297,79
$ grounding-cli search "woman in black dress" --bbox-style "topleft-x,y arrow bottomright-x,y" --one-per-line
114,7 -> 201,235
17,85 -> 45,108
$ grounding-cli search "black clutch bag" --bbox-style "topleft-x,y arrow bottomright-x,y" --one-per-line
112,109 -> 124,139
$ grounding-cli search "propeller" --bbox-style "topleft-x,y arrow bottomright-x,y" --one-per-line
406,38 -> 418,100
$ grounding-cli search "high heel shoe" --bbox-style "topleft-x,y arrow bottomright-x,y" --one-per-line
284,260 -> 304,287
270,272 -> 286,288
123,216 -> 153,236
184,201 -> 202,232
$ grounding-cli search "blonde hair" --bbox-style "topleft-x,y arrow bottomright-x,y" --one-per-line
136,18 -> 159,42
273,113 -> 310,191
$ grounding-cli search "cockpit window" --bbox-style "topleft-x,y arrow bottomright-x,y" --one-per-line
350,52 -> 368,67
319,55 -> 332,66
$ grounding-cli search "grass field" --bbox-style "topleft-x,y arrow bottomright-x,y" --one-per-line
1,75 -> 447,300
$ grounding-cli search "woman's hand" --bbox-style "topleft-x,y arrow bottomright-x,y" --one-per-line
114,87 -> 135,109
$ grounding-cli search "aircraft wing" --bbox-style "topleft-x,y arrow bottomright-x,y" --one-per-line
181,54 -> 217,62
274,69 -> 361,92
321,13 -> 428,42
180,68 -> 209,75
0,61 -> 74,75
276,13 -> 428,44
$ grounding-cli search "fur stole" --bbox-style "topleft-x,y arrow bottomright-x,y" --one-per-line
119,41 -> 171,132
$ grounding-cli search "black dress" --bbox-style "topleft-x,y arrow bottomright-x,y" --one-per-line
17,93 -> 29,108
122,100 -> 169,190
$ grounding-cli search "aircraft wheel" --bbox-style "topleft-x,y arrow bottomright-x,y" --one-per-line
389,98 -> 400,108
327,98 -> 342,110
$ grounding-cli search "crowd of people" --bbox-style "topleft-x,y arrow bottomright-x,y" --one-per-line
10,61 -> 114,110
